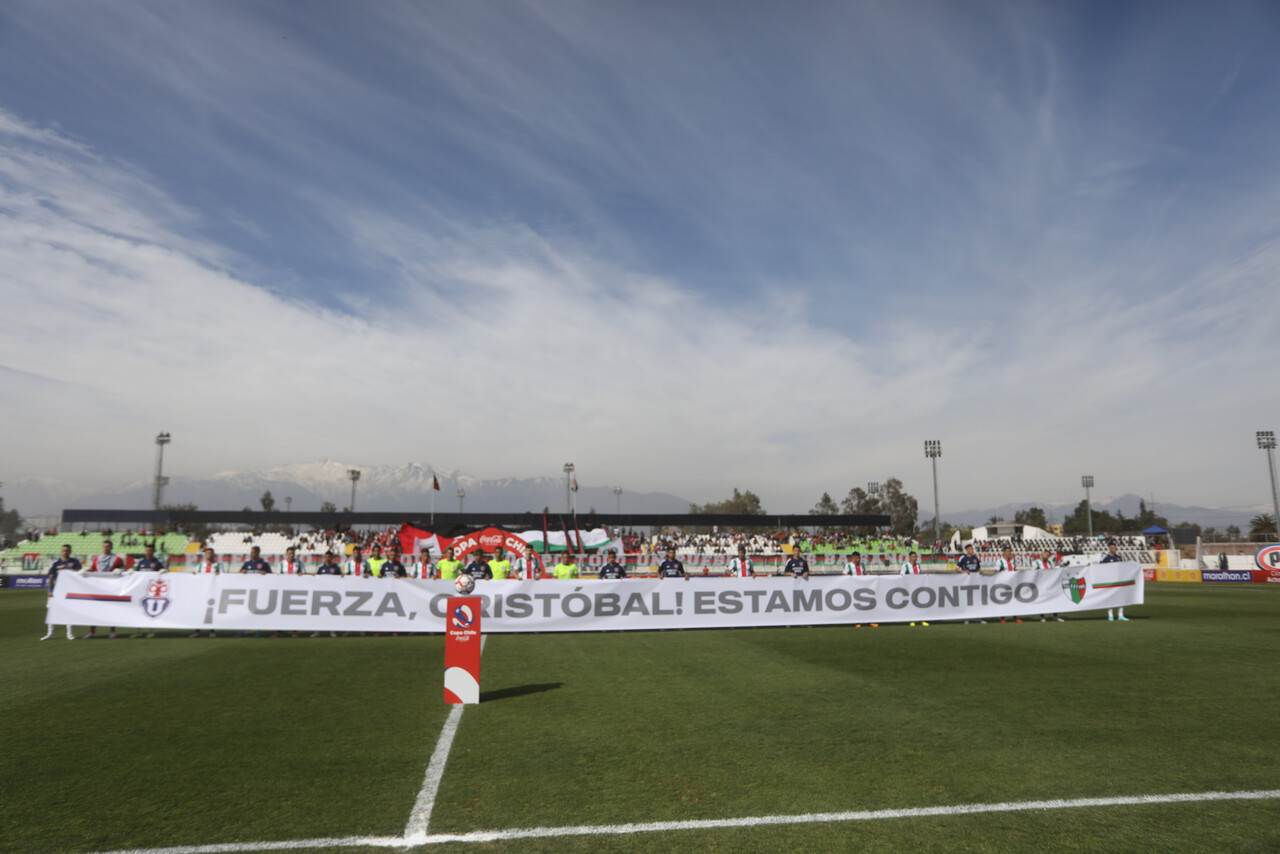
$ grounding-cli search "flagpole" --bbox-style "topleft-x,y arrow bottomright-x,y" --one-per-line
431,476 -> 435,526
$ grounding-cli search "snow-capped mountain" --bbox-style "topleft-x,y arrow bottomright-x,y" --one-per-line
5,461 -> 692,517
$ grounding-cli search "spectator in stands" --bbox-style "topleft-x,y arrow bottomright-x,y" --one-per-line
599,549 -> 627,579
344,545 -> 370,578
239,546 -> 272,574
42,544 -> 80,641
86,540 -> 125,639
279,546 -> 305,575
657,546 -> 685,579
784,547 -> 810,579
1099,541 -> 1129,622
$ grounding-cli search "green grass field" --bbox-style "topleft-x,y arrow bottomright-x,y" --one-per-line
3,583 -> 1279,853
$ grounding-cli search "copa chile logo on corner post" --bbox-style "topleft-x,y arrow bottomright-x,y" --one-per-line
450,603 -> 478,641
141,578 -> 171,618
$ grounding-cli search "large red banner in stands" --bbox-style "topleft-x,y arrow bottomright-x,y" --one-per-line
444,596 -> 481,704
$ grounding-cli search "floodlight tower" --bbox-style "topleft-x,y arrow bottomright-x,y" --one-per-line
563,462 -> 575,513
1081,476 -> 1095,538
152,432 -> 171,510
348,469 -> 361,512
1258,432 -> 1280,542
867,482 -> 880,511
457,488 -> 466,514
924,441 -> 941,548
614,485 -> 623,515
284,496 -> 292,513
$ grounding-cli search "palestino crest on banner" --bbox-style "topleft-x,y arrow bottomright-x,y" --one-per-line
141,578 -> 171,618
1062,576 -> 1087,604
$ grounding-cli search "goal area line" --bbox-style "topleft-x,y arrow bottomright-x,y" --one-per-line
82,788 -> 1280,854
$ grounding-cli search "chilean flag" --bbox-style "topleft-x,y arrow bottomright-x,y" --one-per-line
398,522 -> 450,559
432,475 -> 441,491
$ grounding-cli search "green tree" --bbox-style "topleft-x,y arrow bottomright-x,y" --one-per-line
810,492 -> 839,515
1014,507 -> 1048,529
1062,500 -> 1119,535
319,501 -> 337,514
878,478 -> 918,536
1226,524 -> 1242,540
1249,514 -> 1277,542
691,488 -> 766,515
0,496 -> 21,543
260,491 -> 275,513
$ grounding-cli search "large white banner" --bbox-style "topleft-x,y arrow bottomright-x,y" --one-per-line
47,564 -> 1143,633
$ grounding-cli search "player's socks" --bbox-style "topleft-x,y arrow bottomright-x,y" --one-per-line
40,629 -> 53,641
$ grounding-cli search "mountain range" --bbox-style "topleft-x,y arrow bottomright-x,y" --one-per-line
4,461 -> 1272,533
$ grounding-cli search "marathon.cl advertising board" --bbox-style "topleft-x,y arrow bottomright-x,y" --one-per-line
1200,570 -> 1254,583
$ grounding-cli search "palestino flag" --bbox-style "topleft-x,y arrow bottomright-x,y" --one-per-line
398,523 -> 450,559
432,475 -> 441,491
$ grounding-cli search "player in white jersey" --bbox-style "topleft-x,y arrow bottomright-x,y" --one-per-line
727,545 -> 755,577
278,545 -> 306,575
189,547 -> 221,637
413,548 -> 433,579
1031,550 -> 1064,622
996,546 -> 1023,623
843,551 -> 867,575
86,540 -> 125,639
514,551 -> 541,580
899,551 -> 928,627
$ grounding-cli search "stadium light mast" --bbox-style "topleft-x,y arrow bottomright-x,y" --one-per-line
284,496 -> 292,513
1257,432 -> 1280,543
867,482 -> 880,510
614,485 -> 623,515
152,432 -> 171,510
348,469 -> 361,513
563,462 -> 575,513
924,441 -> 941,549
457,488 -> 466,514
1082,476 -> 1095,538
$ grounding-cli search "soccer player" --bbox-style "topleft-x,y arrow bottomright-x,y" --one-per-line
900,551 -> 923,575
1032,550 -> 1064,622
464,551 -> 493,580
514,549 -> 540,580
367,544 -> 387,578
344,545 -> 370,578
489,547 -> 512,580
784,548 -> 809,578
315,551 -> 342,575
995,547 -> 1023,623
86,539 -> 125,639
195,547 -> 221,574
134,543 -> 166,572
436,547 -> 462,580
382,547 -> 407,578
412,548 -> 434,579
278,545 -> 306,575
552,554 -> 579,580
42,544 -> 80,640
842,551 -> 867,576
956,544 -> 981,575
657,547 -> 686,579
599,549 -> 627,579
728,545 -> 754,577
239,546 -> 272,574
1099,541 -> 1128,621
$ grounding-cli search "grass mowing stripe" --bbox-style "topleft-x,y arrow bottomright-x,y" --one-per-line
78,788 -> 1280,852
404,637 -> 486,840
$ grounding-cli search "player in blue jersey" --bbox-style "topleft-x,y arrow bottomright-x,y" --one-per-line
1099,541 -> 1128,621
599,549 -> 627,579
957,543 -> 985,624
134,543 -> 166,572
382,547 -> 408,578
42,544 -> 81,640
657,546 -> 686,579
464,551 -> 493,580
239,546 -> 272,574
310,551 -> 342,636
783,548 -> 809,578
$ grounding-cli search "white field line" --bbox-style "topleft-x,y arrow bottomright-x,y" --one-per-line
403,635 -> 485,840
81,788 -> 1280,853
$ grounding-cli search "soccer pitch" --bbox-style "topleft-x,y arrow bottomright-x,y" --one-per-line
3,584 -> 1279,853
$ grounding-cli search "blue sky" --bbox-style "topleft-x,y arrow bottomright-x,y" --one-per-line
2,0 -> 1279,516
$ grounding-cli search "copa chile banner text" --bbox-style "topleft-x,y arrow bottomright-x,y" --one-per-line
48,564 -> 1143,632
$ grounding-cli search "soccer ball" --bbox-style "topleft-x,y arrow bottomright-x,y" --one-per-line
454,574 -> 475,594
